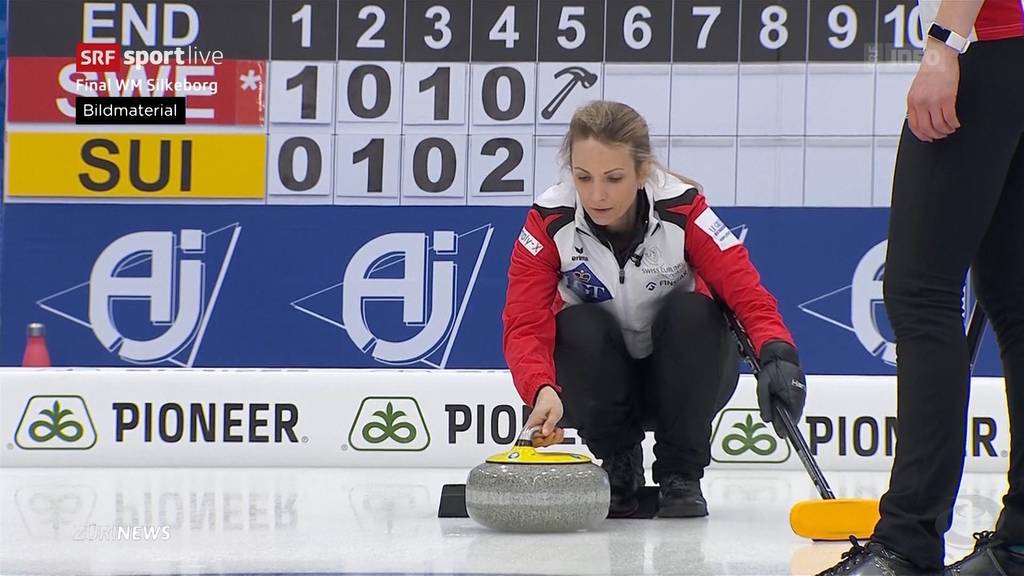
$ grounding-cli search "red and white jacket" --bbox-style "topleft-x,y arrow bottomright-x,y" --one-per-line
502,168 -> 795,407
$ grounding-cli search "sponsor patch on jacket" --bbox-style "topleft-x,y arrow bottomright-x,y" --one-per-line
518,228 -> 543,256
564,264 -> 612,303
695,209 -> 740,251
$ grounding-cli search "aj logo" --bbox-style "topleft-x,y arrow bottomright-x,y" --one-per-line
37,225 -> 240,366
292,226 -> 493,367
16,396 -> 97,450
711,409 -> 791,464
348,397 -> 430,452
799,240 -> 896,366
851,241 -> 895,365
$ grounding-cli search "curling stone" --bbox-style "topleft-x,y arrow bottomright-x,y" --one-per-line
465,426 -> 610,532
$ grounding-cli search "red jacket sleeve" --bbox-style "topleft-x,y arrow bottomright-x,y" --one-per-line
502,208 -> 563,406
671,191 -> 795,356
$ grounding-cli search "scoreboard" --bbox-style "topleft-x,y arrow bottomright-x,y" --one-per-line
4,0 -> 926,208
5,0 -> 979,374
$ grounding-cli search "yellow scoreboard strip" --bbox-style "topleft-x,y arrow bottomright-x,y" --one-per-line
8,133 -> 266,199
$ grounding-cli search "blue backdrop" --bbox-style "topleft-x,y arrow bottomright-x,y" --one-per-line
0,203 -> 1002,375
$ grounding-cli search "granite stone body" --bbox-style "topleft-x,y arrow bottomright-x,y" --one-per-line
465,461 -> 610,532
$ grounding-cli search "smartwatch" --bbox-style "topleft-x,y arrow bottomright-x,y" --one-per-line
927,22 -> 969,54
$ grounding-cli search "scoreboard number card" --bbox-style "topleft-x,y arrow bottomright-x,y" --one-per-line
336,61 -> 403,128
269,132 -> 335,197
270,61 -> 337,126
468,134 -> 535,206
335,134 -> 402,204
401,134 -> 469,205
470,62 -> 538,128
403,63 -> 470,131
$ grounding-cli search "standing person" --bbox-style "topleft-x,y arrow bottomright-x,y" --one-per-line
501,100 -> 807,518
817,0 -> 1024,574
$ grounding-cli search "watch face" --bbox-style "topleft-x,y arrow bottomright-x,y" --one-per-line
928,24 -> 952,43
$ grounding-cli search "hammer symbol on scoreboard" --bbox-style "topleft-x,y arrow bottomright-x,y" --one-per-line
542,66 -> 599,120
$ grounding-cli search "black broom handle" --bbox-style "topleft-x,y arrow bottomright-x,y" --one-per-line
722,309 -> 837,501
723,298 -> 989,502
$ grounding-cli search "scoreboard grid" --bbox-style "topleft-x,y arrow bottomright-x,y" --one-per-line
4,0 -> 927,208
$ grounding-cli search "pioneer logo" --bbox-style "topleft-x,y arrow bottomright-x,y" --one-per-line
805,415 -> 1000,458
348,397 -> 430,452
113,402 -> 301,443
16,395 -> 97,450
711,409 -> 791,464
445,403 -> 579,446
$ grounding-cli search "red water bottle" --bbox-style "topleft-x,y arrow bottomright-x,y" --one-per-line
22,322 -> 51,367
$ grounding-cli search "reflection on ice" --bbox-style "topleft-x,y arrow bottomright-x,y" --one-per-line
0,468 -> 1009,576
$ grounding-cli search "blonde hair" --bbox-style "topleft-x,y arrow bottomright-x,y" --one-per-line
559,100 -> 703,192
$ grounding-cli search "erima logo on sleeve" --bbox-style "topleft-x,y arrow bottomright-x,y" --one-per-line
518,228 -> 543,256
696,209 -> 740,251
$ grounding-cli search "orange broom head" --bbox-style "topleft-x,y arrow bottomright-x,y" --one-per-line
790,498 -> 880,541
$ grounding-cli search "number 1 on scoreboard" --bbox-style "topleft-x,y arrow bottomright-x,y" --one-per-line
403,63 -> 469,130
335,134 -> 402,204
270,62 -> 336,124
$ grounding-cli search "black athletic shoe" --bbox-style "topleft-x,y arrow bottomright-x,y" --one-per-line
946,531 -> 1024,575
601,444 -> 644,518
657,475 -> 708,518
816,537 -> 941,576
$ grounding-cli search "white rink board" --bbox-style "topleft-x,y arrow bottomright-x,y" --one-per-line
0,369 -> 1011,473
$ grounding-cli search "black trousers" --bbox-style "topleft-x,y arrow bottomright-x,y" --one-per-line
872,37 -> 1024,569
553,291 -> 740,483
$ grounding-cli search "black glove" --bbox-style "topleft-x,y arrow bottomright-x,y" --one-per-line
756,341 -> 806,438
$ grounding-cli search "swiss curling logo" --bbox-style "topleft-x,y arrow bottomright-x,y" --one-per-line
37,225 -> 240,366
711,409 -> 791,464
291,226 -> 493,367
